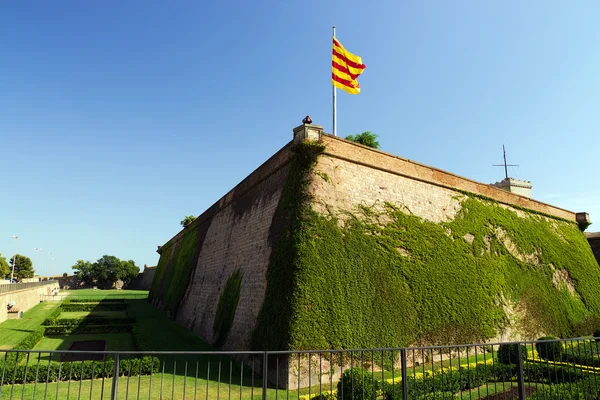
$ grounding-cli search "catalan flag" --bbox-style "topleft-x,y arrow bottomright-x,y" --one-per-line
332,37 -> 366,95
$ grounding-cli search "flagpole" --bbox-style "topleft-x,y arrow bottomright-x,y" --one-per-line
332,25 -> 337,137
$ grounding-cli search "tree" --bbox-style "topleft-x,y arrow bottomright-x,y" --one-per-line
119,259 -> 140,285
71,255 -> 140,289
345,131 -> 380,149
0,254 -> 9,278
181,215 -> 195,227
8,254 -> 34,280
72,260 -> 94,284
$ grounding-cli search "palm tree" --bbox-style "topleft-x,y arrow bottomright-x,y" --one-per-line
344,131 -> 380,149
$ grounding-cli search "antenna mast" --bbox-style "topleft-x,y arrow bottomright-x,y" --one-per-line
493,145 -> 519,179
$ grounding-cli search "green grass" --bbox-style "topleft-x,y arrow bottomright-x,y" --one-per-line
33,333 -> 136,357
0,302 -> 60,349
59,311 -> 128,319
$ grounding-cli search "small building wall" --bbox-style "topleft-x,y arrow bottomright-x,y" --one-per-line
0,282 -> 59,323
587,232 -> 600,266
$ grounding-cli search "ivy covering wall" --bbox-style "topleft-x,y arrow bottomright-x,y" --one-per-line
151,142 -> 600,352
252,143 -> 600,350
149,225 -> 201,316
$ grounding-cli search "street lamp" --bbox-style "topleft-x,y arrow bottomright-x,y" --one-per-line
34,248 -> 43,276
11,236 -> 18,283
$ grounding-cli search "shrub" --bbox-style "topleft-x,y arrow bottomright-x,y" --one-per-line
60,303 -> 127,312
14,327 -> 45,350
594,328 -> 600,342
337,367 -> 376,400
4,356 -> 160,385
535,336 -> 562,361
497,343 -> 527,365
132,324 -> 151,351
43,318 -> 135,327
44,325 -> 132,335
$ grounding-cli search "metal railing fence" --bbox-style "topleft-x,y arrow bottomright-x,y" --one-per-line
0,281 -> 56,295
1,337 -> 599,399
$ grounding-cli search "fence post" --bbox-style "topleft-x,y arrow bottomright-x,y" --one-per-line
516,344 -> 526,400
262,352 -> 268,400
401,348 -> 408,400
111,353 -> 120,400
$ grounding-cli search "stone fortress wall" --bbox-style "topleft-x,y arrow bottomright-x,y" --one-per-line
151,123 -> 589,351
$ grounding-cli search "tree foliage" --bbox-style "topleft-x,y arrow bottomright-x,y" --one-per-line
0,254 -> 10,279
8,254 -> 34,280
181,215 -> 195,227
345,131 -> 380,149
72,255 -> 139,289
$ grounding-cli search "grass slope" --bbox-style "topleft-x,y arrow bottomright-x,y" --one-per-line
0,302 -> 60,349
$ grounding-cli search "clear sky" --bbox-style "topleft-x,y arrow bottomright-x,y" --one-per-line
1,1 -> 598,276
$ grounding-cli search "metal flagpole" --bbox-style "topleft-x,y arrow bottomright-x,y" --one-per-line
332,25 -> 337,137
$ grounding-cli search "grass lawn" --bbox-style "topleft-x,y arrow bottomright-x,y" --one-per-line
34,333 -> 136,352
59,311 -> 128,319
0,302 -> 60,349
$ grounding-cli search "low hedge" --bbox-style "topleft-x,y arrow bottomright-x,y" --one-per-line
43,318 -> 135,327
535,336 -> 562,361
44,325 -> 133,336
60,303 -> 127,312
13,327 -> 46,350
497,343 -> 528,365
132,324 -> 151,351
65,299 -> 125,303
382,362 -> 590,399
2,356 -> 160,385
337,367 -> 377,400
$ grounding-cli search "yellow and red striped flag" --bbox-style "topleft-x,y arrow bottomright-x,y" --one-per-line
332,37 -> 366,94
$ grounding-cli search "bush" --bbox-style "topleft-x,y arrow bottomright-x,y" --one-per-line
44,325 -> 132,335
535,336 -> 562,361
132,324 -> 151,351
594,328 -> 600,342
337,367 -> 376,400
43,318 -> 135,327
3,356 -> 160,385
497,343 -> 527,365
66,299 -> 124,303
60,303 -> 127,312
14,327 -> 45,350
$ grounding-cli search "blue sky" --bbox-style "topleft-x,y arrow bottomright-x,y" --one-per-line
1,1 -> 598,276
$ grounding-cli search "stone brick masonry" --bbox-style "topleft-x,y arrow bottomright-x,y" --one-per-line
153,125 -> 580,352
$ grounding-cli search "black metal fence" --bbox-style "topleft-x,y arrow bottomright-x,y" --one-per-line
0,281 -> 56,295
1,337 -> 599,399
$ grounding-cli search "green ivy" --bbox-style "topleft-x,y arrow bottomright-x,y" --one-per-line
252,143 -> 600,350
251,142 -> 325,350
213,269 -> 243,347
150,226 -> 200,315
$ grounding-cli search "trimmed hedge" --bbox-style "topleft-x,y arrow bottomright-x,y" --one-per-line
3,356 -> 160,385
132,324 -> 151,351
44,324 -> 133,336
337,367 -> 376,400
65,299 -> 125,303
535,336 -> 562,361
60,303 -> 127,312
14,327 -> 46,350
43,318 -> 135,327
497,344 -> 528,365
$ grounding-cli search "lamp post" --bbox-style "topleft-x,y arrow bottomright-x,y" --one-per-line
34,248 -> 43,276
11,236 -> 18,283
